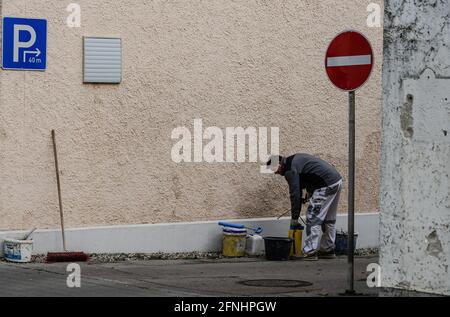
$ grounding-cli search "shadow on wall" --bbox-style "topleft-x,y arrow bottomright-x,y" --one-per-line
356,131 -> 381,212
315,131 -> 381,213
234,173 -> 290,219
234,131 -> 381,219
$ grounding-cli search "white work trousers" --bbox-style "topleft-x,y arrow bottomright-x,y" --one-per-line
303,180 -> 342,254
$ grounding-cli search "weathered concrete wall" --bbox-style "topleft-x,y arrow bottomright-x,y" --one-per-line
380,1 -> 450,295
0,0 -> 383,230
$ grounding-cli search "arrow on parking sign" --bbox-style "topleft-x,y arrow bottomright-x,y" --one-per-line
23,48 -> 41,62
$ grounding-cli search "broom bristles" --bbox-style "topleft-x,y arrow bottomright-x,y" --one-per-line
46,252 -> 89,263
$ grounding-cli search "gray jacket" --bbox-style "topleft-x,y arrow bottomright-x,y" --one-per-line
282,153 -> 342,220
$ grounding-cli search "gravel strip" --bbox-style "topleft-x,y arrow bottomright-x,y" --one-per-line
1,248 -> 378,264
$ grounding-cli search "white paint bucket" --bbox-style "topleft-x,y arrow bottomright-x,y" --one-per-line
3,238 -> 33,263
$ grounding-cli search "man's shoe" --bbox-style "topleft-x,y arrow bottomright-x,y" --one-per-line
318,249 -> 336,259
301,251 -> 318,261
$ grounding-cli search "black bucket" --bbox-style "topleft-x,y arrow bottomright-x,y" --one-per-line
264,237 -> 293,261
335,231 -> 359,255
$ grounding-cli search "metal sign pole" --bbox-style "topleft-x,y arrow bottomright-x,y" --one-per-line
325,31 -> 372,296
346,90 -> 356,295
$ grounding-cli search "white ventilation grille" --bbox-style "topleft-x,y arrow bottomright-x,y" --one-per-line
83,37 -> 122,83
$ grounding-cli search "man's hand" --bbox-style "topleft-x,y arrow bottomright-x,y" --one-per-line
290,219 -> 300,229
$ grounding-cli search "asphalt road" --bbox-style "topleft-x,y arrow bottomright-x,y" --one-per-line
0,256 -> 379,297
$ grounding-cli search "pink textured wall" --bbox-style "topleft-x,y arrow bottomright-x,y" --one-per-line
0,0 -> 383,230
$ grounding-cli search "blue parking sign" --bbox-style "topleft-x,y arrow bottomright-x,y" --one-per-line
2,17 -> 47,70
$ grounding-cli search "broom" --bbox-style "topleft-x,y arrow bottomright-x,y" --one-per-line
46,130 -> 89,263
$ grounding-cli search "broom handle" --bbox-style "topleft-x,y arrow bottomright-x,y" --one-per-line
51,130 -> 67,252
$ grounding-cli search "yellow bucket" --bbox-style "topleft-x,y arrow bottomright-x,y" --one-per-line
222,228 -> 247,257
288,228 -> 303,257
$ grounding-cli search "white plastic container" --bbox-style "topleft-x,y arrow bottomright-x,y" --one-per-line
3,238 -> 33,263
245,234 -> 265,256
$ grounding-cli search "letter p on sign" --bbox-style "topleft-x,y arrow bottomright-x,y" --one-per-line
13,24 -> 37,62
2,17 -> 47,70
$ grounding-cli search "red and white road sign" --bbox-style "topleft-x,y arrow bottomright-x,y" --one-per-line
325,31 -> 373,91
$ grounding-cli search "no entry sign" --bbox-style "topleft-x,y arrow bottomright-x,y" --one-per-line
325,31 -> 373,91
324,30 -> 374,295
